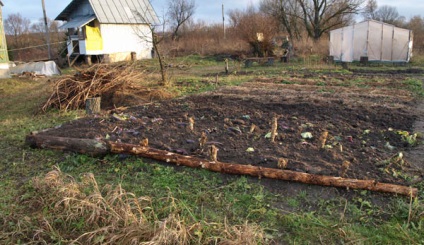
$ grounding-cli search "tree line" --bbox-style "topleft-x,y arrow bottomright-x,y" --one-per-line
4,13 -> 65,61
165,0 -> 424,56
3,0 -> 424,62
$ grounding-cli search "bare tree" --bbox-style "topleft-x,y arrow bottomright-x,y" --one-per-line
30,18 -> 59,33
260,0 -> 303,40
4,13 -> 31,46
295,0 -> 363,41
362,0 -> 378,20
167,0 -> 196,40
228,9 -> 243,28
132,9 -> 169,86
374,5 -> 405,26
228,7 -> 279,57
406,16 -> 424,52
407,15 -> 424,35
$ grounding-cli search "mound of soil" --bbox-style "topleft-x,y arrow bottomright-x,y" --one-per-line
37,79 -> 422,187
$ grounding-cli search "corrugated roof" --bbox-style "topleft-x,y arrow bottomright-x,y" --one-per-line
0,1 -> 4,7
330,19 -> 408,33
56,0 -> 86,21
56,0 -> 159,24
59,15 -> 96,29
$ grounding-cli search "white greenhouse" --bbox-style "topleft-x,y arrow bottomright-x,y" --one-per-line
329,20 -> 413,63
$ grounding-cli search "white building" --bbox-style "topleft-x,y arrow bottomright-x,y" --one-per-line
55,0 -> 159,64
330,20 -> 413,63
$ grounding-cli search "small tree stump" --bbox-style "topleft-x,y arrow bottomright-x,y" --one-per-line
209,145 -> 219,161
188,117 -> 195,131
277,158 -> 288,169
86,97 -> 101,115
271,116 -> 278,142
199,131 -> 207,148
319,131 -> 329,149
340,160 -> 350,177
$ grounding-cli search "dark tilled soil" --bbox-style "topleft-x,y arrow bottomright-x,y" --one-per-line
37,79 -> 423,188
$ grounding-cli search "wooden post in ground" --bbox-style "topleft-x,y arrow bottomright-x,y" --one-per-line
225,58 -> 229,74
85,55 -> 92,65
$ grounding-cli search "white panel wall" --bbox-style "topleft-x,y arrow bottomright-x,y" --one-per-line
392,28 -> 412,61
329,20 -> 412,62
329,29 -> 342,60
367,21 -> 382,61
382,24 -> 394,61
352,22 -> 368,61
100,24 -> 153,60
341,26 -> 354,62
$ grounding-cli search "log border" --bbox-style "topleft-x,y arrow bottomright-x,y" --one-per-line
26,133 -> 418,197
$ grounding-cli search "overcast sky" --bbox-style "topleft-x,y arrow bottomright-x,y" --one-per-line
1,0 -> 422,24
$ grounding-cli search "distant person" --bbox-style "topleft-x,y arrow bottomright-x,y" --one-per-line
281,37 -> 292,62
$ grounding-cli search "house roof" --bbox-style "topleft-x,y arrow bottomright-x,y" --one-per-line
60,15 -> 96,29
56,0 -> 159,25
358,19 -> 396,27
0,1 -> 3,7
330,19 -> 411,33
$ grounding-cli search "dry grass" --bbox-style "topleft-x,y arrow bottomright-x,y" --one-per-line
0,167 -> 267,244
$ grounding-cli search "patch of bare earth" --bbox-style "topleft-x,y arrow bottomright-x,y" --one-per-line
408,80 -> 424,170
37,76 -> 422,198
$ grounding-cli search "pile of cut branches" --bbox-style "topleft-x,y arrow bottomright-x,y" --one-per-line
42,63 -> 145,112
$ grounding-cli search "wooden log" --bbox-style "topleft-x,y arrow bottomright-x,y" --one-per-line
26,133 -> 108,157
25,134 -> 418,197
108,142 -> 417,197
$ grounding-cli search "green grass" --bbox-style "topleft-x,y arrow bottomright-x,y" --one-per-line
1,61 -> 423,243
403,78 -> 424,97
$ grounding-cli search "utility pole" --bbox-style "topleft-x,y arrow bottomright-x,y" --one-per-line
41,0 -> 52,59
222,4 -> 226,40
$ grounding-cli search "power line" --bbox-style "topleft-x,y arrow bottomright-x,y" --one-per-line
8,41 -> 67,51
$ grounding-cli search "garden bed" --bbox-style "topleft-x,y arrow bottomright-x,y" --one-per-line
31,77 -> 423,192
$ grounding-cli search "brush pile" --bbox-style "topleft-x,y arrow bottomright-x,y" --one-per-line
42,63 -> 145,112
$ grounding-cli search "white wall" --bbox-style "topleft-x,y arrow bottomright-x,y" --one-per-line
0,63 -> 10,78
99,24 -> 153,60
330,20 -> 412,62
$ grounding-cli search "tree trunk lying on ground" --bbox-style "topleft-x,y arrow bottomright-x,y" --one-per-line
26,133 -> 109,157
26,133 -> 418,197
